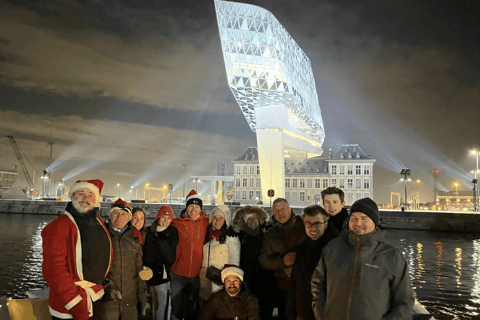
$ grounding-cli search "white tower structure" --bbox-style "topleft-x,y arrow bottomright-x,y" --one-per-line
214,0 -> 325,201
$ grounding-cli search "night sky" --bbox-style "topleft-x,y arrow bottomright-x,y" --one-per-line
0,0 -> 479,204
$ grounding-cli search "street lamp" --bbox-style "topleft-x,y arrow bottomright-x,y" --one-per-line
454,182 -> 459,210
471,150 -> 480,212
144,182 -> 150,201
400,169 -> 411,211
116,183 -> 120,198
194,177 -> 200,192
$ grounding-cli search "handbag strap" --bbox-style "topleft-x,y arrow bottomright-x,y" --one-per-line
207,241 -> 211,268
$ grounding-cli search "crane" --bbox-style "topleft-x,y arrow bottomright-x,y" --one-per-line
7,135 -> 35,196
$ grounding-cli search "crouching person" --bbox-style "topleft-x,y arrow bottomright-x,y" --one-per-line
98,199 -> 149,320
199,265 -> 260,320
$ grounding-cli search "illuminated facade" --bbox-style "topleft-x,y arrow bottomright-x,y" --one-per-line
215,0 -> 325,200
233,144 -> 375,206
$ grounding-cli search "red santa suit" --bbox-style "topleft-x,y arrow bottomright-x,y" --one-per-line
42,211 -> 113,319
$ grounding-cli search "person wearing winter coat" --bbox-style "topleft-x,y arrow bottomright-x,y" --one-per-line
170,190 -> 209,320
259,198 -> 306,320
42,179 -> 113,320
311,198 -> 415,320
321,187 -> 349,232
231,205 -> 276,320
199,205 -> 240,301
291,205 -> 339,320
143,205 -> 179,320
98,199 -> 149,320
199,265 -> 260,320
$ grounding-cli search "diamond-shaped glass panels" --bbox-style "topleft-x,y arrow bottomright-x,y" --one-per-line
214,0 -> 324,139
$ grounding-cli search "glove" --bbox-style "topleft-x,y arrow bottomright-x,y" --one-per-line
141,302 -> 151,316
109,288 -> 123,300
139,266 -> 153,280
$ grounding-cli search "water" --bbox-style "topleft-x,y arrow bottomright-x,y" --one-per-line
1,214 -> 480,319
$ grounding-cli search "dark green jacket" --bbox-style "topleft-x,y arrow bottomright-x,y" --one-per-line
311,229 -> 414,320
199,286 -> 260,320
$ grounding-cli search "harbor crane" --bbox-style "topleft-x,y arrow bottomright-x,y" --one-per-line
7,135 -> 35,197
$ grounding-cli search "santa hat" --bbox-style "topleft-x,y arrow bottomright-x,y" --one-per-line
109,198 -> 133,220
210,205 -> 231,228
157,205 -> 174,220
186,189 -> 202,210
68,179 -> 104,207
221,264 -> 244,283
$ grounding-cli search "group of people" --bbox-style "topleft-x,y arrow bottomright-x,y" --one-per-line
41,179 -> 415,320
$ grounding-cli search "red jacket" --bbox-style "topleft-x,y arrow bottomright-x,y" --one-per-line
42,212 -> 113,319
171,211 -> 209,278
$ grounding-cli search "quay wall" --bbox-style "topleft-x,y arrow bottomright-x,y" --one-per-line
1,199 -> 479,232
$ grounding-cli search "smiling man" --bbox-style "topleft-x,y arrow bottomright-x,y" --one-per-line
259,198 -> 305,320
321,187 -> 349,231
291,205 -> 339,320
311,198 -> 415,320
199,265 -> 260,320
41,179 -> 113,320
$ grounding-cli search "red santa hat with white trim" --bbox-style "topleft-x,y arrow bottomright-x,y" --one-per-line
68,179 -> 104,207
185,189 -> 203,211
221,264 -> 244,282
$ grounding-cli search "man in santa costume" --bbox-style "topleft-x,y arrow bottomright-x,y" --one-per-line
42,179 -> 113,320
170,189 -> 209,320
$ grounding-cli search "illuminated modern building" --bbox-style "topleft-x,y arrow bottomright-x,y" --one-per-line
233,144 -> 375,206
215,0 -> 324,201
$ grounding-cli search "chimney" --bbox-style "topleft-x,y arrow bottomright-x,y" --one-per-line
329,148 -> 332,159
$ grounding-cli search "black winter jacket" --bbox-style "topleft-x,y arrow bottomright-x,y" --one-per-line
311,229 -> 415,320
143,220 -> 179,286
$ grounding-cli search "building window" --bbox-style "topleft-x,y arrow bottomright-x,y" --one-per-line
355,192 -> 362,200
347,165 -> 353,175
364,178 -> 370,189
249,178 -> 254,188
256,165 -> 260,174
308,179 -> 313,188
347,193 -> 354,203
242,191 -> 247,200
242,178 -> 247,187
250,166 -> 255,175
249,191 -> 254,199
285,178 -> 291,188
293,192 -> 298,202
364,165 -> 370,175
315,179 -> 321,188
331,178 -> 337,187
322,178 -> 328,188
293,179 -> 298,188
331,165 -> 337,175
285,192 -> 291,202
236,165 -> 241,175
256,178 -> 261,188
356,165 -> 361,175
235,178 -> 240,187
339,165 -> 345,175
299,178 -> 305,188
364,192 -> 370,198
347,179 -> 353,189
256,190 -> 261,199
243,166 -> 248,174
300,191 -> 305,202
356,179 -> 361,189
235,190 -> 241,200
339,179 -> 345,189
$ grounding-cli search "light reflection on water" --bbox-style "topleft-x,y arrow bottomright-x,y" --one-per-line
1,214 -> 480,319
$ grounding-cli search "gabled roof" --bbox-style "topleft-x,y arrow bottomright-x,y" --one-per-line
234,147 -> 259,162
285,158 -> 329,175
329,144 -> 372,160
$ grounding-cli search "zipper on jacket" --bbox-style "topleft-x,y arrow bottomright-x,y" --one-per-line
346,236 -> 361,319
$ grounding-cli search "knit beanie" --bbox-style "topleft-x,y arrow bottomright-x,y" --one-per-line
350,197 -> 378,226
210,205 -> 231,228
185,189 -> 202,211
109,198 -> 133,220
157,205 -> 174,220
221,264 -> 244,283
68,179 -> 104,207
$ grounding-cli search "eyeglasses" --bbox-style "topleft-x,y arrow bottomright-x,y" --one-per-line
305,221 -> 327,229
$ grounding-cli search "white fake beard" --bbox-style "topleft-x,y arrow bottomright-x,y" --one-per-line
72,198 -> 96,213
